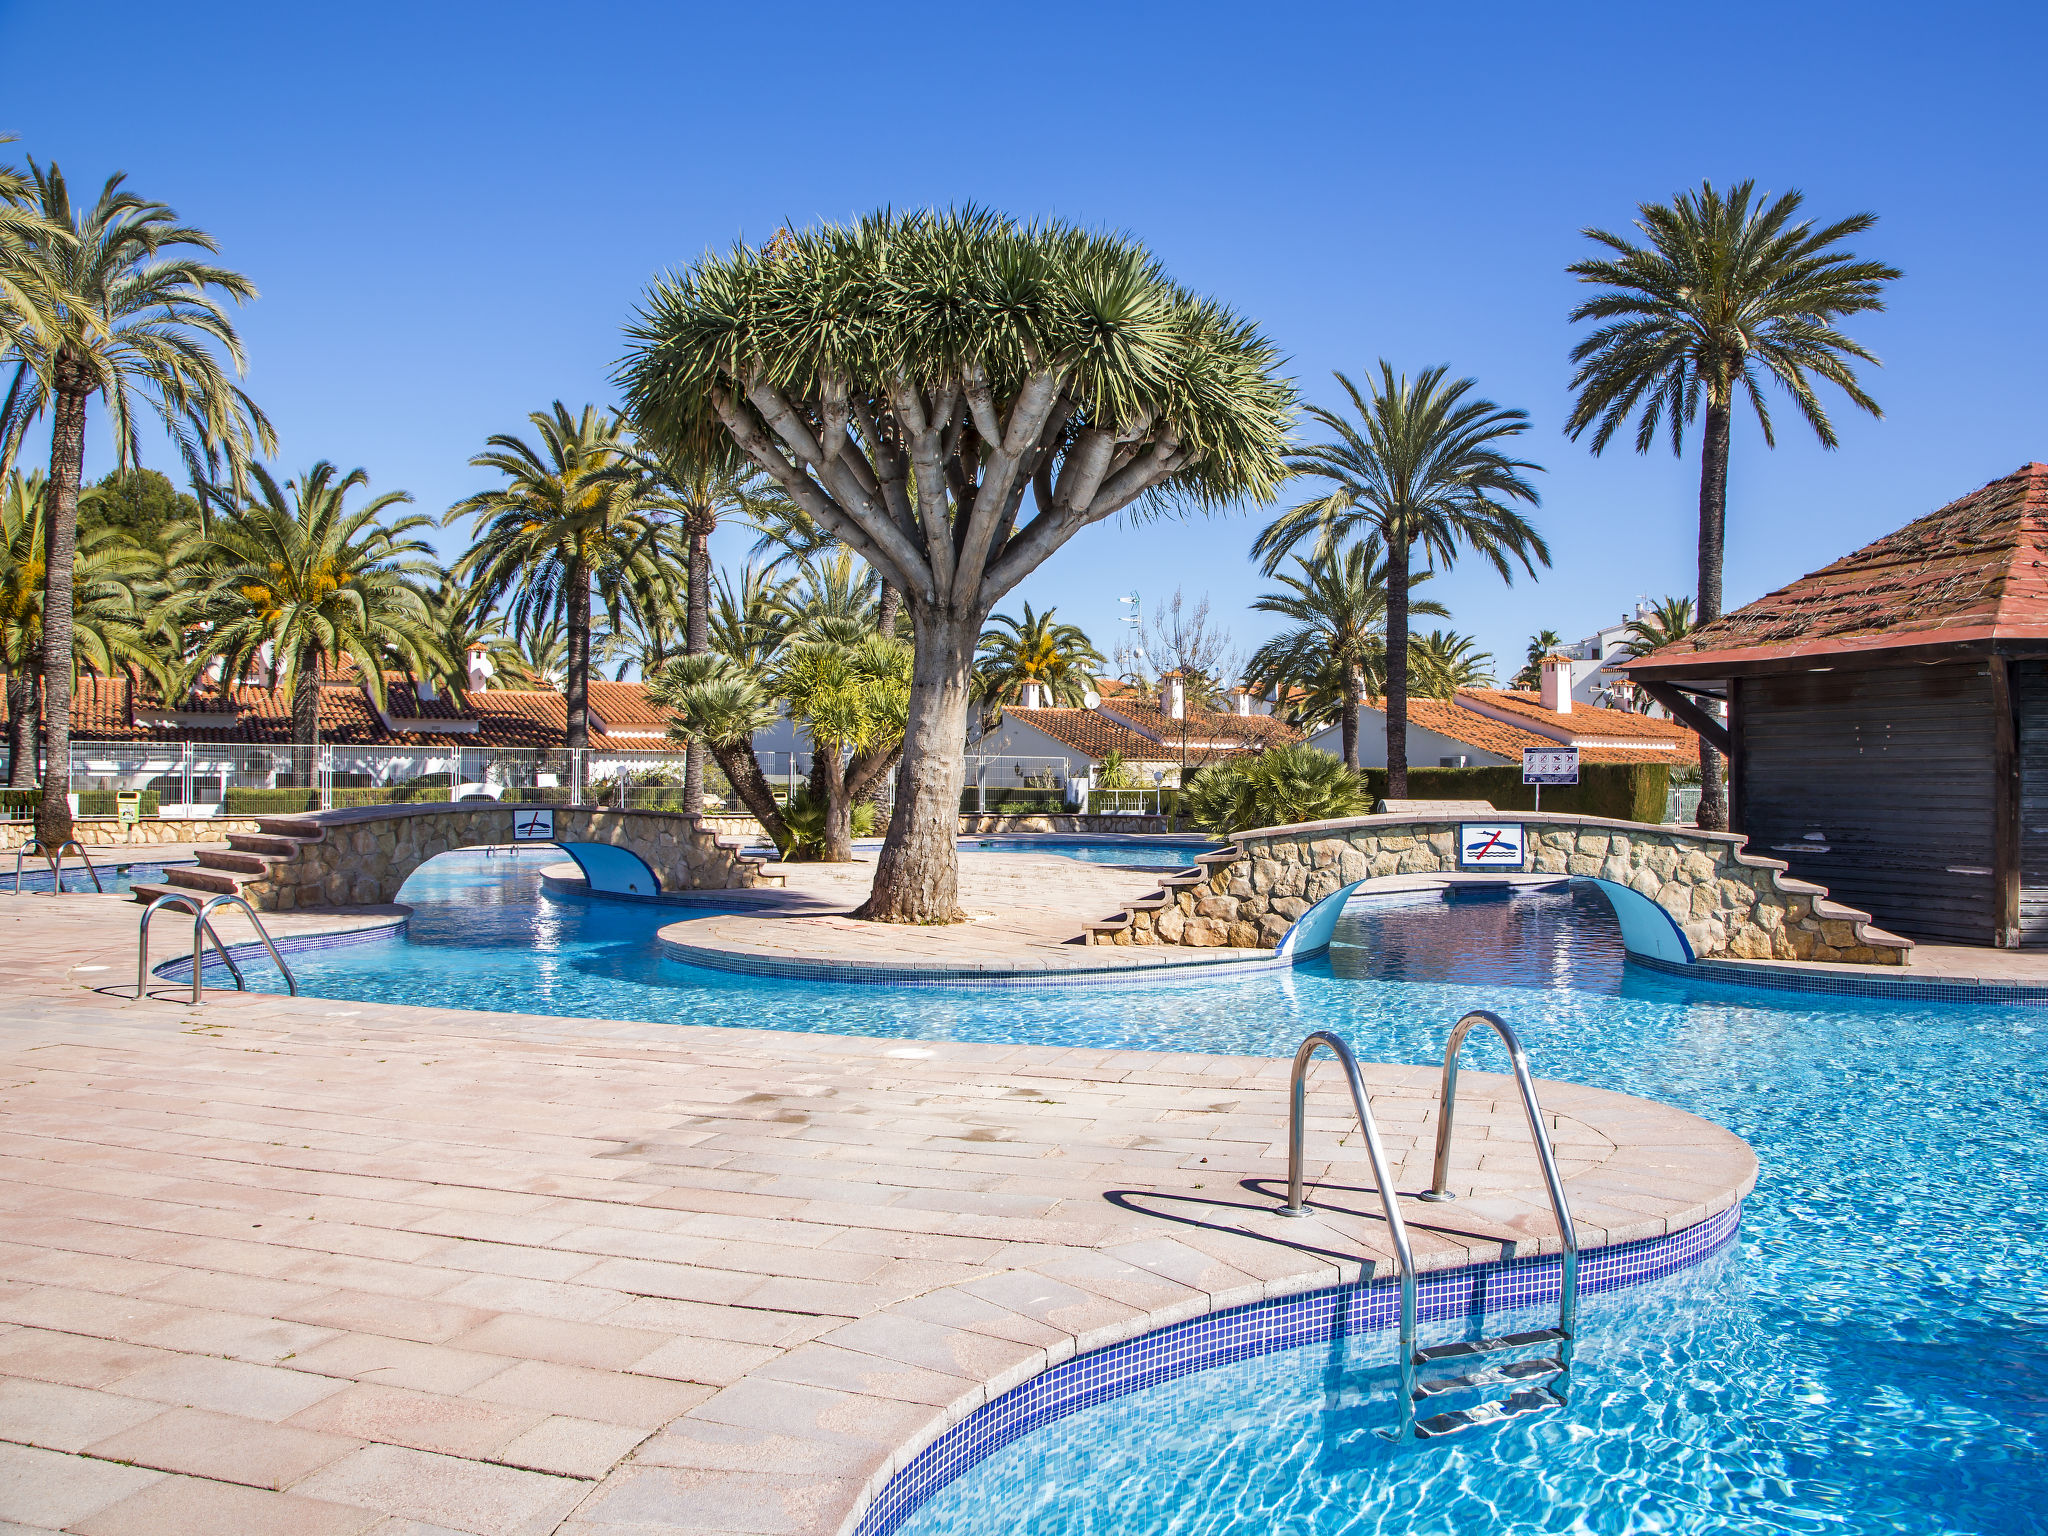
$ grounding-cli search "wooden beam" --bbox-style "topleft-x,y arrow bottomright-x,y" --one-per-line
1727,677 -> 1744,833
1638,682 -> 1732,756
1991,654 -> 2020,947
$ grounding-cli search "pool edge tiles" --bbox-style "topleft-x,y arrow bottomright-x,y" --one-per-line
155,916 -> 409,983
849,1202 -> 1743,1536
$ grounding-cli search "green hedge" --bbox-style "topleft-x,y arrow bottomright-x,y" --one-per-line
960,788 -> 1072,813
1359,762 -> 1669,823
223,785 -> 582,814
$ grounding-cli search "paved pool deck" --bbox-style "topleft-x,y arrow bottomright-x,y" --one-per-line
0,889 -> 1755,1536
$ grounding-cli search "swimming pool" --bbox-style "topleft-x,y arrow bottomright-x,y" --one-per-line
960,837 -> 1221,867
218,850 -> 2048,1535
8,857 -> 195,895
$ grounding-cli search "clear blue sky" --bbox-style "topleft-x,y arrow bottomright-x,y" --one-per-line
5,0 -> 2043,679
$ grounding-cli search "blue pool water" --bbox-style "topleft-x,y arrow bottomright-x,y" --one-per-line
962,838 -> 1220,867
237,850 -> 2047,1535
10,858 -> 193,895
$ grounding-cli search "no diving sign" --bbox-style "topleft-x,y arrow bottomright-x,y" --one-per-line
512,807 -> 555,841
1459,824 -> 1526,869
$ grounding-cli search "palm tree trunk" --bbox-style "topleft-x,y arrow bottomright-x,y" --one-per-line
876,582 -> 901,636
681,524 -> 710,816
36,380 -> 89,848
858,603 -> 974,922
565,556 -> 591,753
1695,400 -> 1731,831
1340,679 -> 1360,771
814,744 -> 852,862
707,739 -> 790,851
292,660 -> 321,799
8,672 -> 37,789
1384,531 -> 1412,799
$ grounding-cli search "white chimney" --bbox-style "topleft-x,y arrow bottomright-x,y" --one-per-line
416,674 -> 438,703
1019,679 -> 1045,709
1540,654 -> 1574,714
1230,686 -> 1252,716
1163,674 -> 1185,720
467,645 -> 494,694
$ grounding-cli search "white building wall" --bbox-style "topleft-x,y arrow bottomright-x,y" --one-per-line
1307,712 -> 1513,769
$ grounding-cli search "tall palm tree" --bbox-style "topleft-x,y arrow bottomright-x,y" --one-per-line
0,469 -> 164,785
1513,628 -> 1564,690
417,578 -> 524,702
1620,595 -> 1696,655
1256,365 -> 1546,795
708,565 -> 795,670
1408,630 -> 1496,698
644,654 -> 791,851
636,450 -> 787,813
1243,540 -> 1447,768
1565,181 -> 1899,828
0,163 -> 271,843
505,611 -> 570,688
787,548 -> 881,636
447,403 -> 669,752
975,604 -> 1104,716
179,463 -> 440,773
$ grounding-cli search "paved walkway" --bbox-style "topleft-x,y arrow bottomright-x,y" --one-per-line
649,850 -> 1275,978
0,891 -> 1753,1536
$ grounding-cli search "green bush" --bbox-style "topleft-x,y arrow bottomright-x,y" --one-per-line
1181,745 -> 1369,835
960,787 -> 1071,813
75,791 -> 161,817
222,788 -> 320,813
1360,761 -> 1669,823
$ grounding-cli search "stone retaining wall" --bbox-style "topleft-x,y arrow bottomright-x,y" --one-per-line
0,817 -> 261,849
180,804 -> 761,911
1084,812 -> 1913,965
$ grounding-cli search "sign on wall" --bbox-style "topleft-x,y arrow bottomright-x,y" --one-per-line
1459,823 -> 1527,869
1522,747 -> 1580,785
512,807 -> 555,841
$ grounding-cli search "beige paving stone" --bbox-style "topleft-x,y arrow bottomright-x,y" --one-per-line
292,1444 -> 588,1536
287,1384 -> 542,1459
463,1360 -> 713,1430
0,1327 -> 174,1389
287,1335 -> 521,1396
107,1353 -> 350,1421
85,1406 -> 361,1489
564,1464 -> 853,1535
0,1377 -> 165,1452
0,1441 -> 164,1529
491,1417 -> 647,1480
68,1474 -> 382,1536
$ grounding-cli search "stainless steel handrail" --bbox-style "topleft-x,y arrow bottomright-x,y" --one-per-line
136,891 -> 298,1005
1277,1029 -> 1420,1440
1416,1009 -> 1581,1362
10,839 -> 42,893
53,840 -> 101,894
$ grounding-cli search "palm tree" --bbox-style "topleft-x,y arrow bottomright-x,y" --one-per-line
1243,540 -> 1447,767
417,579 -> 523,702
0,469 -> 164,785
1512,629 -> 1564,690
773,631 -> 913,860
1255,366 -> 1546,796
1620,595 -> 1696,655
975,604 -> 1104,716
708,566 -> 795,670
179,463 -> 441,775
1181,743 -> 1369,836
1408,630 -> 1496,698
447,403 -> 670,753
1565,181 -> 1899,828
0,163 -> 271,844
644,654 -> 791,851
505,611 -> 569,688
636,451 -> 789,814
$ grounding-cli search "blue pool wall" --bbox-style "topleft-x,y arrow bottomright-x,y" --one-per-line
851,1203 -> 1743,1536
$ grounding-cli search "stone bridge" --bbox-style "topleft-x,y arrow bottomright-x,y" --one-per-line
1084,811 -> 1914,966
136,802 -> 764,911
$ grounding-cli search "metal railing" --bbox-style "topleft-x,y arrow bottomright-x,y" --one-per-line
137,891 -> 298,1006
1416,1010 -> 1581,1345
10,839 -> 101,894
1278,1029 -> 1420,1440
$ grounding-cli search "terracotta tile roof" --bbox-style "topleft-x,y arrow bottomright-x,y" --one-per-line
1006,708 -> 1174,761
1458,688 -> 1695,744
1629,462 -> 2048,674
1096,700 -> 1302,749
1352,696 -> 1699,767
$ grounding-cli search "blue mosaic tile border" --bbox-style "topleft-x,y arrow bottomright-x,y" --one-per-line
154,918 -> 407,984
655,934 -> 1300,990
1628,951 -> 2048,1004
851,1202 -> 1742,1536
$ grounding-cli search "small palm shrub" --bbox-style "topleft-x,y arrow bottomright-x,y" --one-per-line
1181,745 -> 1368,835
778,787 -> 879,860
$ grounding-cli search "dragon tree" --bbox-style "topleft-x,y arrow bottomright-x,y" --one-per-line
620,209 -> 1291,922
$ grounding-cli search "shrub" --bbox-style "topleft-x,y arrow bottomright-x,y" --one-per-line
959,787 -> 1071,813
1359,761 -> 1670,823
1181,745 -> 1369,835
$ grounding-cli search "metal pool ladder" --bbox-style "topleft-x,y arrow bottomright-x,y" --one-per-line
136,892 -> 298,1005
1278,1010 -> 1581,1442
10,838 -> 102,894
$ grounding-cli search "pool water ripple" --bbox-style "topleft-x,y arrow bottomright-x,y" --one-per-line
245,849 -> 2046,1535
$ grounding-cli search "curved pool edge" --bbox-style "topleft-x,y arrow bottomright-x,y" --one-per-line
848,1201 -> 1746,1536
